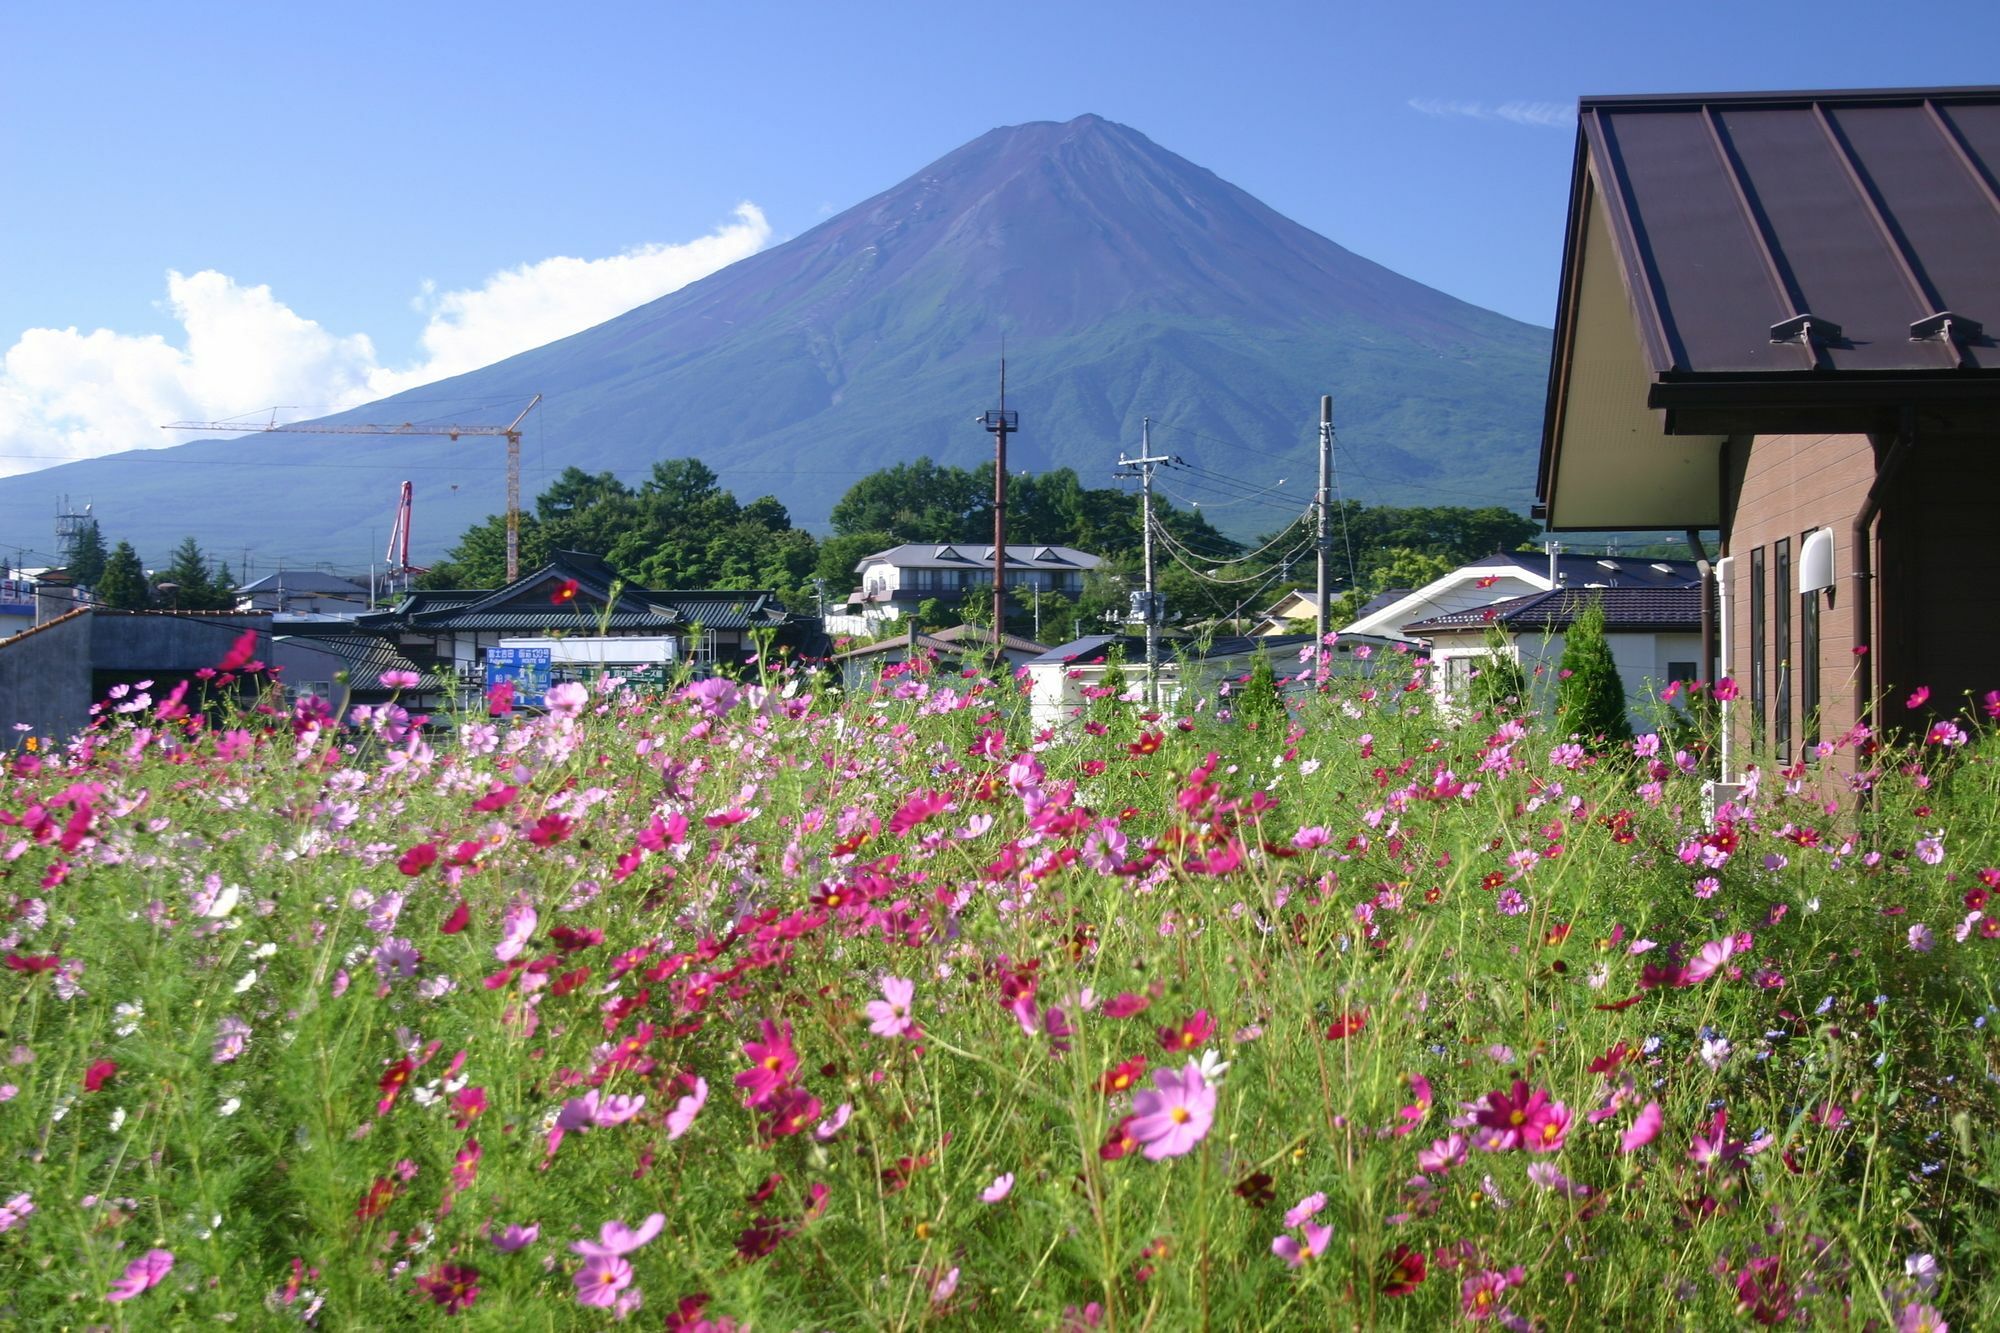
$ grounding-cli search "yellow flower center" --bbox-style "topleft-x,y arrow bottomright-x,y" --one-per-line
1170,1106 -> 1191,1125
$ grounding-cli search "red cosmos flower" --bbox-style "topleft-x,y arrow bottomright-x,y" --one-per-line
1157,1010 -> 1215,1054
1905,685 -> 1931,709
1128,730 -> 1164,756
439,898 -> 470,935
1325,1009 -> 1369,1040
1099,1115 -> 1142,1161
217,628 -> 260,673
1382,1244 -> 1428,1297
377,1058 -> 416,1114
1103,992 -> 1151,1019
1475,575 -> 1501,589
356,1176 -> 397,1221
664,1294 -> 715,1331
486,680 -> 515,717
397,842 -> 439,876
525,814 -> 574,847
470,784 -> 517,813
3,952 -> 62,973
550,578 -> 580,605
1100,1056 -> 1148,1095
415,1263 -> 480,1314
83,1059 -> 117,1092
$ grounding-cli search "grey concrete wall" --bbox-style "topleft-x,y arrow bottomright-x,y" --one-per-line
0,614 -> 96,743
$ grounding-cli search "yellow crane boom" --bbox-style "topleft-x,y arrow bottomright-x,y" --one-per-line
165,394 -> 542,581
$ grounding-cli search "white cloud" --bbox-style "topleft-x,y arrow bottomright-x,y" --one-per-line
1408,97 -> 1574,128
0,204 -> 772,478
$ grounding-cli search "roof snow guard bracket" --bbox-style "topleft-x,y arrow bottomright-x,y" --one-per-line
1910,311 -> 1985,368
1769,313 -> 1843,370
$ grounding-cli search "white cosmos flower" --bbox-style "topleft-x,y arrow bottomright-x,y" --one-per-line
1196,1049 -> 1231,1084
204,884 -> 241,918
234,969 -> 258,994
108,1106 -> 127,1133
218,1097 -> 241,1117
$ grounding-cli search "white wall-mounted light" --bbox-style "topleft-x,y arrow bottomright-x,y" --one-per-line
1799,527 -> 1835,593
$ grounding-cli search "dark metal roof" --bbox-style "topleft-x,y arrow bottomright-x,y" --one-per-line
1579,87 -> 2000,379
1403,586 -> 1701,635
1537,85 -> 2000,525
1497,552 -> 1700,588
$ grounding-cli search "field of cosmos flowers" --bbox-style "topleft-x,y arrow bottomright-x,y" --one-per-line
3,631 -> 1999,1331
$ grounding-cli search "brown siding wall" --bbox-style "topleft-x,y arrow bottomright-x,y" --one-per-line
1876,432 -> 2000,716
1722,432 -> 1876,763
1723,429 -> 2000,767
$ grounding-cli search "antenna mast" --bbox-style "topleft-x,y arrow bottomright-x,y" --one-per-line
978,350 -> 1018,652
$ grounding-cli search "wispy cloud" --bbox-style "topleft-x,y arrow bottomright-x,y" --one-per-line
0,205 -> 772,477
1408,97 -> 1574,129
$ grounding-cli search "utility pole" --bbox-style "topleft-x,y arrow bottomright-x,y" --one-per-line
978,361 -> 1018,654
1116,418 -> 1173,706
1316,394 -> 1334,645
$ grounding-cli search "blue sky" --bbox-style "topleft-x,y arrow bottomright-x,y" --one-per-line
3,0 -> 1995,473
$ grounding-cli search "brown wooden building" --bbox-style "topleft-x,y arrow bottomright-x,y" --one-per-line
1535,86 -> 2000,778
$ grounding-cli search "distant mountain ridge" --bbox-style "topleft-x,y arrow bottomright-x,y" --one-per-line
0,114 -> 1552,568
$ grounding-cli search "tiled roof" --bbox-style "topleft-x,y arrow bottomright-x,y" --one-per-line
1403,586 -> 1702,634
856,543 -> 1103,573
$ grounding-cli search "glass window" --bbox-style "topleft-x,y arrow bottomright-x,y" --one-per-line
1800,532 -> 1821,754
1748,548 -> 1766,751
1774,538 -> 1791,760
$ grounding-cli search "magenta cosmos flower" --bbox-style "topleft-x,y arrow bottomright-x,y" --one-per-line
106,1248 -> 175,1302
865,976 -> 919,1039
1128,1060 -> 1217,1160
1473,1079 -> 1559,1152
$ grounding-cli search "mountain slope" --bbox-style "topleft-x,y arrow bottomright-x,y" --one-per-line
0,115 -> 1550,568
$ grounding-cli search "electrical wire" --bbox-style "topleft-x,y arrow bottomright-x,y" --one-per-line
1152,507 -> 1311,567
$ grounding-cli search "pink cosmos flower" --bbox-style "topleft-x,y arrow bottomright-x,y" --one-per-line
736,1018 -> 798,1103
1621,1101 -> 1663,1154
0,1192 -> 32,1233
981,1172 -> 1015,1203
592,1093 -> 646,1128
494,900 -> 536,963
865,976 -> 918,1039
666,1077 -> 708,1140
1679,934 -> 1742,986
1524,1099 -> 1574,1153
1393,1074 -> 1432,1136
1271,1220 -> 1333,1268
572,1212 -> 664,1258
106,1248 -> 175,1302
545,681 -> 590,719
1128,1060 -> 1217,1160
1283,1192 -> 1327,1228
814,1101 -> 852,1141
931,1267 -> 960,1304
1460,1265 -> 1524,1321
573,1254 -> 633,1307
1417,1133 -> 1467,1174
491,1222 -> 539,1252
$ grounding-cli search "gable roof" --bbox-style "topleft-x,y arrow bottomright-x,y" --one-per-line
1403,585 -> 1702,635
855,543 -> 1103,573
1537,86 -> 2000,530
358,551 -> 791,635
238,571 -> 371,596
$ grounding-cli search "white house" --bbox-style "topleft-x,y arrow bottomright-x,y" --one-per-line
832,543 -> 1102,636
1403,585 -> 1703,733
1342,551 -> 1700,641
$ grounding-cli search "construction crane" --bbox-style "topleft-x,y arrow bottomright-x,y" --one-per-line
166,394 -> 542,581
384,480 -> 427,591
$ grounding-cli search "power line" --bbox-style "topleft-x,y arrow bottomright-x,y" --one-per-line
1152,507 -> 1311,567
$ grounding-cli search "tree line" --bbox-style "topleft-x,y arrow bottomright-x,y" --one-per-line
405,456 -> 1543,638
58,520 -> 242,611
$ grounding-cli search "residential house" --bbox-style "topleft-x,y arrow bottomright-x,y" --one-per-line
355,550 -> 822,695
1023,631 -> 1401,733
831,623 -> 1048,690
1403,586 -> 1703,733
236,570 -> 374,616
1341,552 -> 1699,641
834,543 -> 1101,635
1534,86 -> 2000,777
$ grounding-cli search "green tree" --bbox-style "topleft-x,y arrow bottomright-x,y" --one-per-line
96,541 -> 149,609
64,519 -> 109,588
1235,646 -> 1285,729
159,537 -> 232,610
1554,597 -> 1632,744
1465,624 -> 1529,716
1327,547 -> 1455,625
